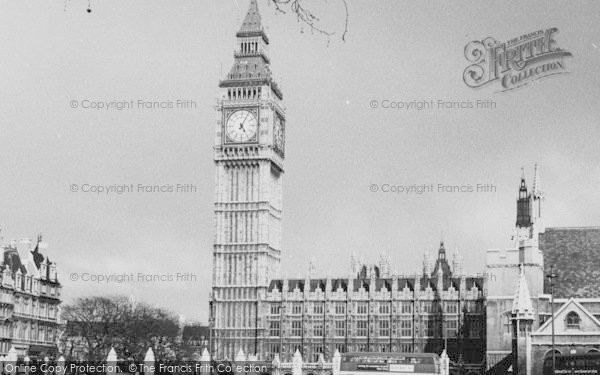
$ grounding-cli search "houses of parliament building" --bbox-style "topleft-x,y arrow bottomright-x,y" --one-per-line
208,0 -> 486,363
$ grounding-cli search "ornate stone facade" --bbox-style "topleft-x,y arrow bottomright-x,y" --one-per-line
0,236 -> 61,358
210,0 -> 285,360
261,247 -> 485,364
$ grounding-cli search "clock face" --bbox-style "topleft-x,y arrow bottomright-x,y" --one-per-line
225,109 -> 258,143
273,114 -> 285,155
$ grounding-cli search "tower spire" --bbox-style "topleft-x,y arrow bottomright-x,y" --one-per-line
532,163 -> 539,196
512,264 -> 534,320
239,0 -> 262,34
516,168 -> 532,228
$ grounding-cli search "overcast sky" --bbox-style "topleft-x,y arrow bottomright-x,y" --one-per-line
1,0 -> 599,321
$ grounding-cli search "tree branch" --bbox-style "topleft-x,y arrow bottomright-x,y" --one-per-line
269,0 -> 349,42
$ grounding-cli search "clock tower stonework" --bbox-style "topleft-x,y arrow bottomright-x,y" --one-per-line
210,0 -> 285,359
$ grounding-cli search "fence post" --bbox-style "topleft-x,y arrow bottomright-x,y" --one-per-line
56,355 -> 65,375
144,347 -> 155,375
43,356 -> 49,375
235,349 -> 245,362
24,356 -> 30,375
292,350 -> 302,375
440,349 -> 449,375
106,347 -> 117,375
6,346 -> 17,375
332,350 -> 341,375
200,348 -> 211,375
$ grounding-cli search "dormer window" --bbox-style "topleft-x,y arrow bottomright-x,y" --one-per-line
566,311 -> 580,329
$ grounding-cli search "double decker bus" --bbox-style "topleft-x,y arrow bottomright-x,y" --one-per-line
543,353 -> 600,374
340,352 -> 441,375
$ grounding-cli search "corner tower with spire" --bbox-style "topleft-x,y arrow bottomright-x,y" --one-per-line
485,165 -> 546,370
511,265 -> 534,375
211,0 -> 286,360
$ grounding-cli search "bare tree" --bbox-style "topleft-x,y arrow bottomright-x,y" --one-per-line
60,295 -> 180,361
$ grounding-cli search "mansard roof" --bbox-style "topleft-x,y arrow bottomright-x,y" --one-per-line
1,239 -> 58,284
541,227 -> 600,298
3,247 -> 26,274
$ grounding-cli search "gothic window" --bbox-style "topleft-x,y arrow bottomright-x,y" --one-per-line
334,303 -> 346,315
425,324 -> 434,337
400,319 -> 412,337
311,345 -> 323,362
270,305 -> 280,315
313,321 -> 323,337
472,320 -> 482,338
400,302 -> 412,314
566,311 -> 581,329
503,315 -> 511,334
291,303 -> 302,315
356,320 -> 368,337
379,304 -> 390,315
335,320 -> 346,337
313,303 -> 324,315
291,320 -> 302,337
357,302 -> 368,315
269,344 -> 280,358
445,302 -> 458,314
269,321 -> 280,337
335,343 -> 346,353
445,319 -> 458,337
379,320 -> 390,337
422,301 -> 433,313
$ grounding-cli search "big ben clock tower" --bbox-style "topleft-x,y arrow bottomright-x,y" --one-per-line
210,0 -> 285,359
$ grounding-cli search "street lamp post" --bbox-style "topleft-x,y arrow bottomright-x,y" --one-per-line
546,265 -> 558,374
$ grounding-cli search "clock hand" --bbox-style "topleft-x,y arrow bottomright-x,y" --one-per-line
242,111 -> 251,125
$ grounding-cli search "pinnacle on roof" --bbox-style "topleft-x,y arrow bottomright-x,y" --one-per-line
512,264 -> 534,319
239,0 -> 263,33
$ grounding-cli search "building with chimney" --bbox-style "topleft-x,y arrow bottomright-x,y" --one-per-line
0,235 -> 61,358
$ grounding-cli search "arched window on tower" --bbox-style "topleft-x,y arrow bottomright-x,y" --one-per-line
566,311 -> 581,329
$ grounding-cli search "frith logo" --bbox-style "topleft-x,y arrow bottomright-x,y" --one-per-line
463,28 -> 573,92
